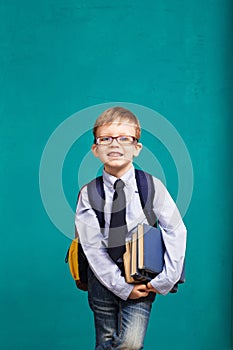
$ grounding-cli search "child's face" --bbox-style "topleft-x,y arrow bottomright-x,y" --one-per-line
92,122 -> 142,177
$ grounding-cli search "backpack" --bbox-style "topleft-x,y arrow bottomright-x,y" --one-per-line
65,169 -> 185,293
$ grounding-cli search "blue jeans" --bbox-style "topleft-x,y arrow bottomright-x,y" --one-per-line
88,268 -> 156,350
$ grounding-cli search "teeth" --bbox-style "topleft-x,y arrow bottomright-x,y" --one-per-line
108,152 -> 123,156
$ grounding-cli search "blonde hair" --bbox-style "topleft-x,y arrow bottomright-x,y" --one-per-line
93,106 -> 141,140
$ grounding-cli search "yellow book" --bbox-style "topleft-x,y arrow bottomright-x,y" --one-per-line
130,227 -> 147,282
123,241 -> 135,283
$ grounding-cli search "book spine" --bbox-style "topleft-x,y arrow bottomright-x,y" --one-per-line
130,232 -> 137,277
137,224 -> 144,270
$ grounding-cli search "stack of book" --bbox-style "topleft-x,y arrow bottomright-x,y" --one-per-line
123,223 -> 165,284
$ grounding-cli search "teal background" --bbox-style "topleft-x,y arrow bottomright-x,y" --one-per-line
0,1 -> 232,349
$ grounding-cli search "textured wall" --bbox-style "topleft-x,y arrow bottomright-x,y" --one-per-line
0,1 -> 232,349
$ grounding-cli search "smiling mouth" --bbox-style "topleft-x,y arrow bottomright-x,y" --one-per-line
107,152 -> 123,158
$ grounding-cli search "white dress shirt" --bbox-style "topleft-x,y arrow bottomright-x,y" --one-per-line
75,166 -> 187,300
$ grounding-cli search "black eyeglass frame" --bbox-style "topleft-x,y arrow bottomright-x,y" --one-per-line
94,135 -> 139,145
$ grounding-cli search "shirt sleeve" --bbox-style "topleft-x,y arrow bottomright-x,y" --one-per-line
149,178 -> 187,295
75,185 -> 134,300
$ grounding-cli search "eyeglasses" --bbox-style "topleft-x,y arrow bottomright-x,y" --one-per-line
95,135 -> 138,145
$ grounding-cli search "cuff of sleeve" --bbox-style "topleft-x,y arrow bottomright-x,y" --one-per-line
113,282 -> 134,300
150,276 -> 175,295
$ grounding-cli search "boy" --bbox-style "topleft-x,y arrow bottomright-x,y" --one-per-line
75,106 -> 187,350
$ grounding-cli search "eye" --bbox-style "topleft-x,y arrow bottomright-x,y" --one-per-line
99,137 -> 111,144
118,136 -> 133,143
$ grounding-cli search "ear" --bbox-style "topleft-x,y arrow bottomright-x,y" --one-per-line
133,142 -> 142,157
91,144 -> 99,158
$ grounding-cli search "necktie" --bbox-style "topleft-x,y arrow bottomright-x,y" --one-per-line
108,179 -> 127,262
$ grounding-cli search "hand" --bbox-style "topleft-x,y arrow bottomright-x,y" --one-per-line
128,284 -> 150,299
146,282 -> 161,294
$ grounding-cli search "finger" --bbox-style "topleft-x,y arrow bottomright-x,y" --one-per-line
139,292 -> 149,297
138,288 -> 149,294
138,284 -> 149,291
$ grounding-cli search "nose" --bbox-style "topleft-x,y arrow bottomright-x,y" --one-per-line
110,138 -> 119,146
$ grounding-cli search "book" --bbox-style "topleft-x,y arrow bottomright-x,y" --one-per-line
123,240 -> 137,284
137,223 -> 165,275
123,224 -> 165,283
130,232 -> 137,278
130,231 -> 146,282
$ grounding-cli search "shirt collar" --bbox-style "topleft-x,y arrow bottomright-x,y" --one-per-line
103,166 -> 135,190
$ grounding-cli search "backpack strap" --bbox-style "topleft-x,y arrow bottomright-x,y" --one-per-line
87,176 -> 105,232
134,169 -> 157,227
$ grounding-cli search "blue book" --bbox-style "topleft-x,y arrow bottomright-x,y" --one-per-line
138,223 -> 165,276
